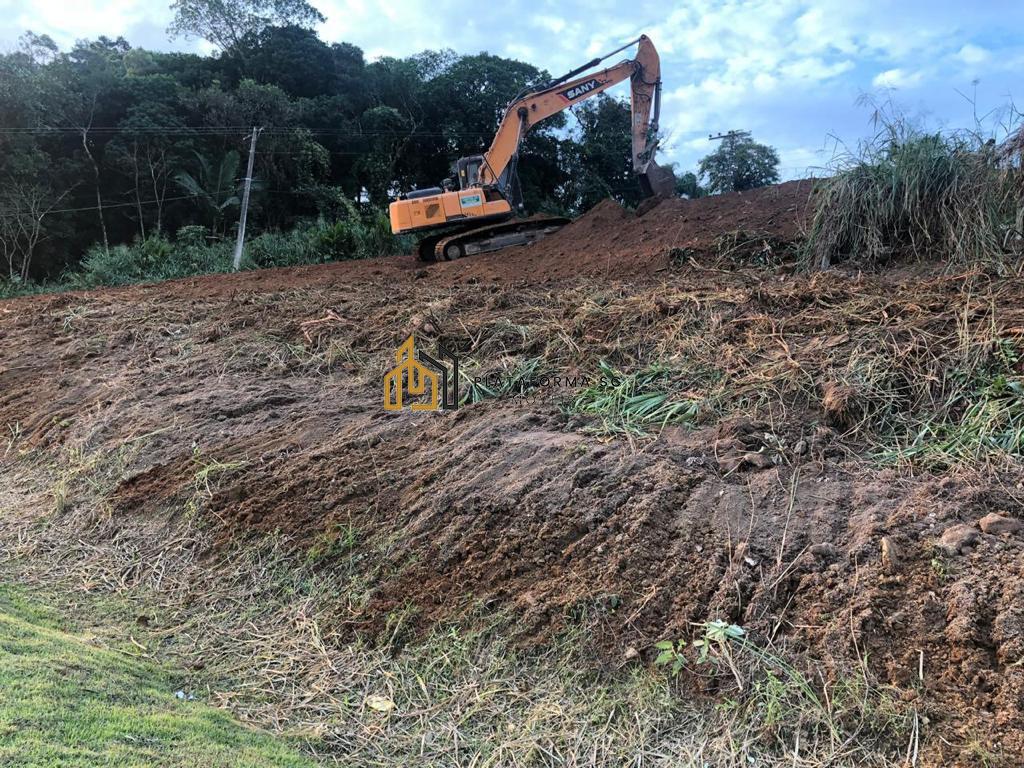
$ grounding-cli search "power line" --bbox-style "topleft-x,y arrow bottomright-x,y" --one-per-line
0,126 -> 498,138
0,187 -> 362,221
0,192 -> 208,220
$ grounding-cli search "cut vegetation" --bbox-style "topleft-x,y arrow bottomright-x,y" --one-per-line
1,160 -> 1023,766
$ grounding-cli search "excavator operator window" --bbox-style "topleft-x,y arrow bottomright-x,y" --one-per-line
456,156 -> 484,190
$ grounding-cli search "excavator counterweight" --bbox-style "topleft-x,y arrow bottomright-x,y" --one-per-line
388,35 -> 674,262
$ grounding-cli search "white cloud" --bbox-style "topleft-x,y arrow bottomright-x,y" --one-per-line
752,73 -> 777,92
792,7 -> 858,55
956,43 -> 989,64
872,67 -> 927,89
779,57 -> 854,81
316,0 -> 447,59
531,14 -> 565,34
1,0 -> 171,48
504,43 -> 535,61
777,145 -> 832,176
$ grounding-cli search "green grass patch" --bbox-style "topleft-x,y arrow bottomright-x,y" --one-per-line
0,584 -> 314,768
460,356 -> 544,404
880,373 -> 1024,467
0,524 -> 920,767
571,360 -> 699,435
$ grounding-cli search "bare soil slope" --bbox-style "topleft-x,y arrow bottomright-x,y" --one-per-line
2,181 -> 1023,766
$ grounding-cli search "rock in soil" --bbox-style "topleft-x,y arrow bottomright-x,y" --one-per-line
937,523 -> 980,556
881,536 -> 901,573
979,512 -> 1023,536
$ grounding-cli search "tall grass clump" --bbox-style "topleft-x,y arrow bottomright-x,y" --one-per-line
806,108 -> 1023,269
0,278 -> 62,298
71,227 -> 233,288
879,338 -> 1024,468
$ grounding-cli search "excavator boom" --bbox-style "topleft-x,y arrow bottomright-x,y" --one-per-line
478,35 -> 673,197
388,34 -> 675,260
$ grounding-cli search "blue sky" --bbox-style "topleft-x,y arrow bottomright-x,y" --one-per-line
2,0 -> 1023,177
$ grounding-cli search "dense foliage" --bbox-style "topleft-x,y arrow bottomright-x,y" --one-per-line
698,134 -> 781,194
0,23 -> 653,286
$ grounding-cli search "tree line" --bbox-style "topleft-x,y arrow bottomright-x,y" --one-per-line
0,0 -> 780,286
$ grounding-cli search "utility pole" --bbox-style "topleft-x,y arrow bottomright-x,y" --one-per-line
233,126 -> 262,271
708,130 -> 751,149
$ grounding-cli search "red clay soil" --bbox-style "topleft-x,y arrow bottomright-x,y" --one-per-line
4,179 -> 814,308
2,180 -> 1023,766
512,179 -> 813,278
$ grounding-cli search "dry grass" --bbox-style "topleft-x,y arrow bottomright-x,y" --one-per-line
0,447 -> 915,768
362,267 -> 1024,469
28,254 -> 1019,471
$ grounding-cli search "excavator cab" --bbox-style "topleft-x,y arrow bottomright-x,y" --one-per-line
456,156 -> 485,190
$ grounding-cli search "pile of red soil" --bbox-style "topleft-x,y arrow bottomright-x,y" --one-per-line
512,179 -> 813,278
2,180 -> 1023,765
4,181 -> 813,309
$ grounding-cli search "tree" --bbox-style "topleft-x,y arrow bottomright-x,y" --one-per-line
168,0 -> 325,51
355,106 -> 413,205
0,182 -> 71,281
174,150 -> 244,236
361,50 -> 556,199
235,25 -> 336,98
560,95 -> 642,213
59,38 -> 135,257
698,135 -> 780,194
0,43 -> 81,278
18,31 -> 58,66
108,74 -> 189,237
675,171 -> 706,199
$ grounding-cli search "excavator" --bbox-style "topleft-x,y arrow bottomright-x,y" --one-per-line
388,35 -> 675,261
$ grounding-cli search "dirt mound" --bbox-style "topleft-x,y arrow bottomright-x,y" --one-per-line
423,179 -> 814,283
516,179 -> 813,277
1,181 -> 813,310
2,181 -> 1024,764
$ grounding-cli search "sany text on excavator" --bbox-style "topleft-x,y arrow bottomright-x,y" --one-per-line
388,35 -> 675,262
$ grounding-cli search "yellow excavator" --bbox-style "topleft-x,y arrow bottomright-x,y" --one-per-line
388,35 -> 675,261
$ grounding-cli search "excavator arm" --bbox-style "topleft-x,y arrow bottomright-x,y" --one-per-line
477,35 -> 675,198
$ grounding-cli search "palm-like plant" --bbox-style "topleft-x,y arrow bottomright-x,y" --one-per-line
174,150 -> 249,236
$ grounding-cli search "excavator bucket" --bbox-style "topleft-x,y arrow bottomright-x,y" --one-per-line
630,36 -> 675,199
638,159 -> 677,199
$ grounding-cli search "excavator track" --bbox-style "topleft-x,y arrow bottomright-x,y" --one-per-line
422,217 -> 570,262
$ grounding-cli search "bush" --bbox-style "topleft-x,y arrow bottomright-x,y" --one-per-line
173,226 -> 233,275
73,239 -> 174,288
0,277 -> 58,299
245,228 -> 321,269
357,210 -> 410,258
246,213 -> 410,269
805,116 -> 1024,269
311,220 -> 360,261
45,205 -> 412,291
69,234 -> 233,289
